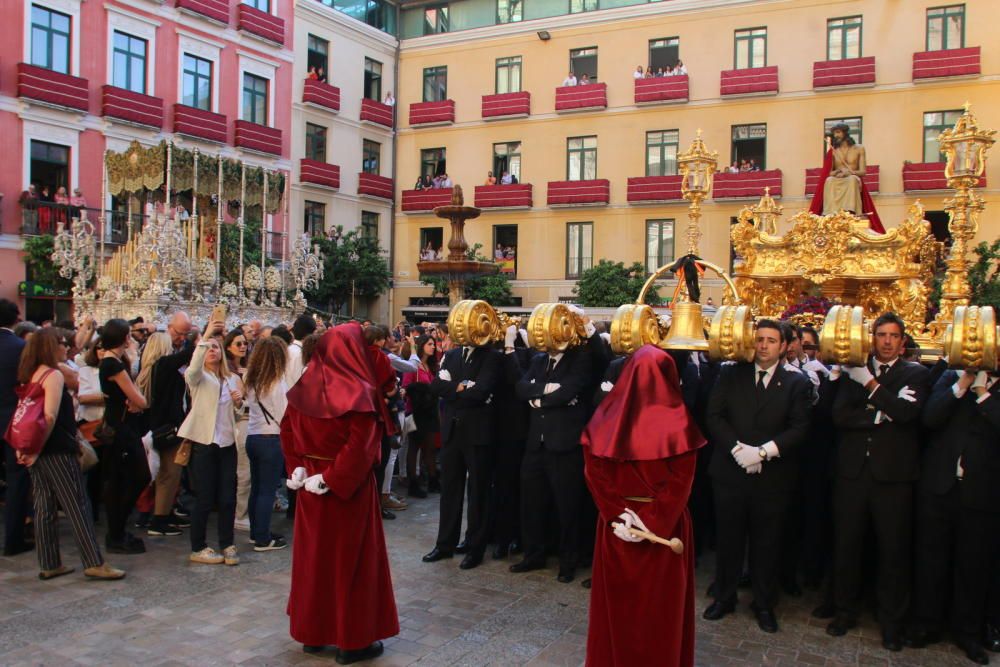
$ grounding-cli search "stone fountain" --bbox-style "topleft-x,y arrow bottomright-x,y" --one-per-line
417,184 -> 499,305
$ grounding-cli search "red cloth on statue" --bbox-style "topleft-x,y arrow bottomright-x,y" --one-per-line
581,346 -> 705,667
809,147 -> 884,233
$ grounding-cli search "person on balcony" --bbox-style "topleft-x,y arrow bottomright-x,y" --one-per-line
383,91 -> 395,107
562,71 -> 577,86
306,67 -> 319,81
675,60 -> 688,76
655,67 -> 665,77
500,171 -> 513,185
633,65 -> 644,79
485,171 -> 497,186
580,74 -> 592,84
38,185 -> 52,234
70,188 -> 86,220
644,67 -> 653,78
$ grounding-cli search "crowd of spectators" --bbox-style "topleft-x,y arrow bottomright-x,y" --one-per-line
633,61 -> 688,78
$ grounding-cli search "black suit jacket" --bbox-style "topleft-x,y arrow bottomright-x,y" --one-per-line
148,342 -> 196,432
430,346 -> 500,446
515,347 -> 592,453
0,330 -> 25,434
706,362 -> 812,488
832,358 -> 930,482
920,370 -> 1000,511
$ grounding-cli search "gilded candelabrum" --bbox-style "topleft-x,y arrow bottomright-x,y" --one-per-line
290,233 -> 324,308
677,129 -> 718,257
51,217 -> 97,308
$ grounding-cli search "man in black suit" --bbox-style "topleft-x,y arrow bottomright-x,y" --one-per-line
827,312 -> 929,651
0,299 -> 29,556
422,341 -> 501,569
702,319 -> 812,633
904,368 -> 1000,664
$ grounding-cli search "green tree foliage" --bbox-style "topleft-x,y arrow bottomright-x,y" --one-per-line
573,260 -> 662,307
218,215 -> 265,286
418,244 -> 515,305
22,235 -> 68,287
969,239 -> 1000,311
306,226 -> 392,315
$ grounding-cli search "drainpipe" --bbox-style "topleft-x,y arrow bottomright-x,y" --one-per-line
387,0 -> 402,325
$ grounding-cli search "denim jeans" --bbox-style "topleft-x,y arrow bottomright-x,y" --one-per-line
245,434 -> 284,545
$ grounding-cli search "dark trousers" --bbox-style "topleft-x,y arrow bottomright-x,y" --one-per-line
436,437 -> 492,555
488,440 -> 524,548
245,434 -> 284,545
101,428 -> 151,542
832,463 -> 912,630
520,445 -> 586,571
29,453 -> 103,570
912,485 -> 999,639
713,476 -> 790,610
3,440 -> 31,552
799,461 -> 833,585
189,443 -> 237,552
374,435 -> 393,495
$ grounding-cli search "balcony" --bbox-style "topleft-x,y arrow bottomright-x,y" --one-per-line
20,201 -> 131,246
302,79 -> 340,113
555,83 -> 607,112
813,57 -> 876,89
402,188 -> 453,213
713,170 -> 782,199
234,120 -> 282,156
358,173 -> 394,200
634,76 -> 689,105
102,86 -> 163,128
474,184 -> 532,209
482,92 -> 530,120
805,165 -> 879,197
360,98 -> 394,128
300,159 -> 340,190
173,104 -> 228,143
547,179 -> 610,207
720,66 -> 778,97
913,47 -> 981,81
409,100 -> 455,126
17,63 -> 88,112
902,162 -> 987,192
626,175 -> 684,203
236,3 -> 285,45
175,0 -> 229,25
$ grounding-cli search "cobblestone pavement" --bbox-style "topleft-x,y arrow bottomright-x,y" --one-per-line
0,491 -> 979,666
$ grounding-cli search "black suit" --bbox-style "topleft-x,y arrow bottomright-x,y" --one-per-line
515,346 -> 593,571
706,362 -> 812,609
429,346 -> 501,556
830,358 -> 930,631
912,371 -> 1000,639
0,329 -> 27,554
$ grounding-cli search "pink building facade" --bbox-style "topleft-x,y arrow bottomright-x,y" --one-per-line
0,0 -> 293,322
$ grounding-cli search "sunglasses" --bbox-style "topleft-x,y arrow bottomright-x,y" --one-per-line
233,341 -> 248,347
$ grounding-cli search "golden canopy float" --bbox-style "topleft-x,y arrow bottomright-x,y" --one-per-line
446,299 -> 521,347
50,140 -> 323,328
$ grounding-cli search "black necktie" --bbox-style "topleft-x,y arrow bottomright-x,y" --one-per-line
878,364 -> 888,378
463,347 -> 473,364
546,357 -> 556,376
757,370 -> 767,390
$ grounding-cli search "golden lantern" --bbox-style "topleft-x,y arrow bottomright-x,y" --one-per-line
940,103 -> 996,185
677,129 -> 718,256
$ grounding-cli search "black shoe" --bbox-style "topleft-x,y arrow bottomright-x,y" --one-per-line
303,645 -> 326,654
702,601 -> 735,621
460,553 -> 483,570
956,636 -> 990,665
3,542 -> 34,557
581,578 -> 592,589
751,603 -> 778,633
492,543 -> 510,560
826,615 -> 856,637
782,580 -> 802,597
169,513 -> 191,528
408,480 -> 427,498
986,623 -> 1000,652
381,508 -> 395,520
336,641 -> 383,665
881,630 -> 903,652
254,537 -> 289,552
106,534 -> 146,554
811,603 -> 836,619
455,540 -> 469,555
422,547 -> 453,563
902,626 -> 941,649
557,567 -> 575,584
147,524 -> 182,537
509,559 -> 545,574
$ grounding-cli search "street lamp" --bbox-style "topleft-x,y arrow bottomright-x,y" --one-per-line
677,129 -> 718,256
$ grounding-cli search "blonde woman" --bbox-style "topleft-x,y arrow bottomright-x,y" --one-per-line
178,324 -> 244,565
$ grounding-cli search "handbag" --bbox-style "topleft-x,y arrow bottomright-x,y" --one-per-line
174,439 -> 192,466
78,419 -> 101,444
4,368 -> 56,457
77,432 -> 98,472
403,413 -> 418,434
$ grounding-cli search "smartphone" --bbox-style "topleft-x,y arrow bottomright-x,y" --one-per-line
210,304 -> 227,325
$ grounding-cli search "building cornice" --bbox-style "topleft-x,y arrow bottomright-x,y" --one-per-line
297,0 -> 399,51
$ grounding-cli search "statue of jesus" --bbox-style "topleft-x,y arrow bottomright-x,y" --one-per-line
822,123 -> 866,215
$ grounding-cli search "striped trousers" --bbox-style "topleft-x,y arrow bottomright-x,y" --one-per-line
29,453 -> 103,571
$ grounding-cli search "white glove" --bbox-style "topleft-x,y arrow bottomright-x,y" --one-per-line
568,304 -> 586,318
972,370 -> 990,390
504,325 -> 517,348
529,399 -> 541,408
621,508 -> 649,533
803,359 -> 830,378
732,444 -> 763,469
744,462 -> 763,474
897,385 -> 917,403
613,510 -> 646,543
829,364 -> 842,381
845,365 -> 875,386
874,410 -> 893,424
438,368 -> 452,382
543,383 -> 561,394
303,474 -> 329,495
600,381 -> 614,393
463,380 -> 476,389
286,466 -> 307,490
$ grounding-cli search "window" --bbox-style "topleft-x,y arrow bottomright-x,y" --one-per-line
646,130 -> 679,177
493,225 -> 518,277
734,28 -> 766,69
827,16 -> 862,60
567,136 -> 597,181
242,73 -> 268,125
570,0 -> 597,14
423,5 -> 449,35
363,140 -> 381,175
304,201 -> 325,237
495,56 -> 522,95
927,5 -> 965,51
307,35 -> 328,78
493,142 -> 521,182
645,220 -> 674,274
566,222 -> 593,279
244,0 -> 271,10
364,58 -> 382,101
649,38 -> 679,72
420,228 -> 444,258
923,110 -> 963,162
31,5 -> 71,74
570,47 -> 598,81
305,123 -> 326,162
30,140 -> 70,196
422,66 -> 448,102
182,54 -> 212,111
421,148 -> 446,179
823,117 -> 862,157
497,0 -> 522,23
361,211 -> 379,240
112,32 -> 147,94
731,123 -> 767,169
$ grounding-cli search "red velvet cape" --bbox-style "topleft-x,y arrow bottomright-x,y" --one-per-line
808,147 -> 885,233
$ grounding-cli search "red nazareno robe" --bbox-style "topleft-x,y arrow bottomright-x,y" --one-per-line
281,407 -> 399,650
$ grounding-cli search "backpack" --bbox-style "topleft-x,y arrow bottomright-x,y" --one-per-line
4,368 -> 56,456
